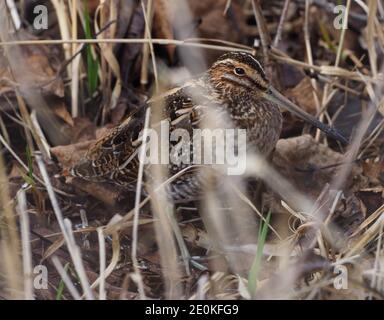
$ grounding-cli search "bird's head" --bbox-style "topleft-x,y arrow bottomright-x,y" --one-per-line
208,51 -> 269,99
208,52 -> 347,144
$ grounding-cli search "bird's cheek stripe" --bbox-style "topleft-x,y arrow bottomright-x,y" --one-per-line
221,74 -> 255,90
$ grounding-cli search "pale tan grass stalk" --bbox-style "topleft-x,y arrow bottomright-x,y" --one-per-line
345,213 -> 384,258
146,87 -> 185,297
97,227 -> 106,300
351,205 -> 384,238
131,108 -> 151,300
17,189 -> 34,300
94,2 -> 121,110
148,189 -> 184,297
370,219 -> 384,298
195,274 -> 208,299
367,0 -> 378,78
140,0 -> 153,87
69,0 -> 80,117
82,231 -> 120,297
36,154 -> 94,299
51,0 -> 72,76
5,0 -> 21,30
185,38 -> 252,51
30,110 -> 51,159
0,38 -> 253,54
0,114 -> 10,145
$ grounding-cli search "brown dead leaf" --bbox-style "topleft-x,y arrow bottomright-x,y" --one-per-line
87,0 -> 101,14
361,159 -> 384,186
273,134 -> 366,196
68,117 -> 97,143
286,78 -> 317,115
51,140 -> 94,169
67,177 -> 124,207
41,236 -> 65,262
16,30 -> 64,97
0,47 -> 14,96
51,100 -> 74,126
153,0 -> 176,62
163,0 -> 249,67
26,52 -> 63,97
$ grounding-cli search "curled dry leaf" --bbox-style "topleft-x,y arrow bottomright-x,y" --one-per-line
51,140 -> 94,169
273,134 -> 365,196
264,135 -> 368,237
0,47 -> 14,96
51,100 -> 74,126
67,177 -> 123,207
41,236 -> 65,262
153,0 -> 176,62
26,50 -> 64,97
285,78 -> 317,116
13,30 -> 64,97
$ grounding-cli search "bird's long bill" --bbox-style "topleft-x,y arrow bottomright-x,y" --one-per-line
265,86 -> 348,144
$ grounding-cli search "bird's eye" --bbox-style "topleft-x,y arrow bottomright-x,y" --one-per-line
234,67 -> 246,76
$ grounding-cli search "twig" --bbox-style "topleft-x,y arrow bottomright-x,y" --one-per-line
131,107 -> 151,300
251,0 -> 272,69
304,0 -> 322,142
273,0 -> 291,47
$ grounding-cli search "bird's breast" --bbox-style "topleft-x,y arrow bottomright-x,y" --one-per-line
229,99 -> 283,155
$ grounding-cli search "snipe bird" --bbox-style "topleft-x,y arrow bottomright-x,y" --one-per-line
71,52 -> 346,201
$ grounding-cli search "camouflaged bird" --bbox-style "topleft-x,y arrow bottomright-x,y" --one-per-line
71,52 -> 346,201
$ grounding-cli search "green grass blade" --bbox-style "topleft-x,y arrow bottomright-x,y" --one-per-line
56,262 -> 70,300
83,1 -> 99,94
22,145 -> 35,186
247,210 -> 271,297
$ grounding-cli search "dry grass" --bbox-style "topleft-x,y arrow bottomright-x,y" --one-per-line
0,0 -> 383,300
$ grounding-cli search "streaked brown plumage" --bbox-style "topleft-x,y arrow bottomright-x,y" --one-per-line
71,52 -> 346,201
